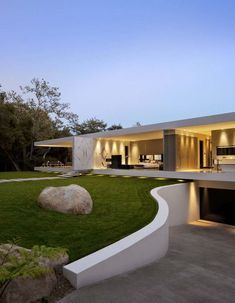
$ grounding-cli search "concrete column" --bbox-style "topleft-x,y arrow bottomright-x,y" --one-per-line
72,137 -> 95,171
163,130 -> 177,171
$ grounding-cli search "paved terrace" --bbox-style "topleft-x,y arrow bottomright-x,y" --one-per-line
0,176 -> 64,184
59,222 -> 235,303
93,168 -> 235,182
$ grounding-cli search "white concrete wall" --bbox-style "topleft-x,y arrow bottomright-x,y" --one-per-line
73,137 -> 95,170
63,182 -> 199,289
63,185 -> 169,288
158,182 -> 200,226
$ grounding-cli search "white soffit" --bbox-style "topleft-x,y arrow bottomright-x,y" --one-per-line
34,136 -> 73,147
178,121 -> 235,136
98,130 -> 163,141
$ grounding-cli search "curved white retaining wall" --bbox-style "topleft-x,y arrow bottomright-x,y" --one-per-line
158,182 -> 199,226
63,182 -> 199,289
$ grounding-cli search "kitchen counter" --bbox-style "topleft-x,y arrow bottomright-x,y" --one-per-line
217,158 -> 235,172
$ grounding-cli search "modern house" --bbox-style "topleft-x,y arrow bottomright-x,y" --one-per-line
35,112 -> 235,174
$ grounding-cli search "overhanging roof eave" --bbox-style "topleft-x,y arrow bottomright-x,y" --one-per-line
81,112 -> 235,139
34,136 -> 74,147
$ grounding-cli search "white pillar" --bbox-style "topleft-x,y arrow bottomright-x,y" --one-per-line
72,137 -> 95,170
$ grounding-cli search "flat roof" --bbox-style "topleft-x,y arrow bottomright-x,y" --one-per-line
83,112 -> 235,139
35,112 -> 235,146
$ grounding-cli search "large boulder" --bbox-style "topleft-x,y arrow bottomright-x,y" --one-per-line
0,244 -> 69,303
2,272 -> 57,303
38,184 -> 93,215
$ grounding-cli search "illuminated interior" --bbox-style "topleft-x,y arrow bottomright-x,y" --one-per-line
93,121 -> 235,171
34,115 -> 235,172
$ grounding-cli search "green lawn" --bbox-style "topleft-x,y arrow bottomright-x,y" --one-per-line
0,171 -> 60,179
0,175 -> 179,261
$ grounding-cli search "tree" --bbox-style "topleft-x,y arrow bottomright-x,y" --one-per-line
0,79 -> 78,170
20,78 -> 69,120
0,98 -> 33,170
0,85 -> 6,103
8,78 -> 78,159
65,112 -> 80,134
75,118 -> 107,134
0,80 -> 71,170
0,100 -> 21,170
0,79 -> 124,171
107,124 -> 123,130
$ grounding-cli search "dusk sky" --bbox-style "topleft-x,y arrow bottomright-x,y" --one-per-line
1,0 -> 235,127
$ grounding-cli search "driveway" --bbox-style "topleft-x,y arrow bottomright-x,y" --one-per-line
59,221 -> 235,303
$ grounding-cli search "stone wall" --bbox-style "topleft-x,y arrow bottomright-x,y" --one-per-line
73,137 -> 95,170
